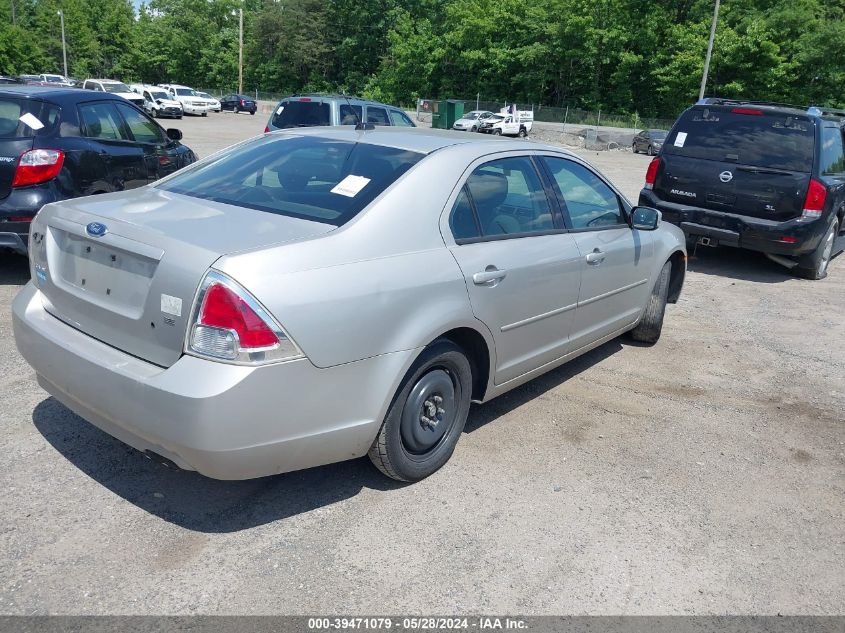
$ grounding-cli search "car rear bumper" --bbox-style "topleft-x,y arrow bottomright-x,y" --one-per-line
0,183 -> 61,254
13,283 -> 416,480
639,190 -> 829,257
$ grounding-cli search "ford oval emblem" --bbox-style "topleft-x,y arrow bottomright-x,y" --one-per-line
86,222 -> 108,237
719,170 -> 734,183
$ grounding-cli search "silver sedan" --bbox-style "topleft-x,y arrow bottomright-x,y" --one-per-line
13,127 -> 686,482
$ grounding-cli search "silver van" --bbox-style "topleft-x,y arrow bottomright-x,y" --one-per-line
265,94 -> 415,131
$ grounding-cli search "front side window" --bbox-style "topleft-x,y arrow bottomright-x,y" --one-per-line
389,110 -> 415,127
78,102 -> 128,140
157,135 -> 424,226
820,125 -> 845,175
542,157 -> 624,229
453,156 -> 555,239
115,103 -> 163,144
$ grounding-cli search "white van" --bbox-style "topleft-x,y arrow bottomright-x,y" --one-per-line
130,84 -> 183,119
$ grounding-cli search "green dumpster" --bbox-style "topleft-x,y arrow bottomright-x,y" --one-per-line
431,99 -> 465,130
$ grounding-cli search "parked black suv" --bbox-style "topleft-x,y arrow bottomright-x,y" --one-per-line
1,86 -> 195,255
639,99 -> 845,279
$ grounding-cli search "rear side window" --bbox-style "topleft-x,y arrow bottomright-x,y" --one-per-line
820,125 -> 845,175
339,104 -> 362,125
79,102 -> 128,140
271,101 -> 331,128
449,187 -> 480,240
158,135 -> 424,226
0,98 -> 59,138
366,106 -> 390,125
664,108 -> 814,172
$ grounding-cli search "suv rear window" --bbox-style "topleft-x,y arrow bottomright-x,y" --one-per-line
158,135 -> 424,225
272,101 -> 331,128
0,98 -> 59,138
664,108 -> 815,172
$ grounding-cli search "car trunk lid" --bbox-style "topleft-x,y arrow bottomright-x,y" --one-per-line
656,107 -> 815,221
30,188 -> 335,368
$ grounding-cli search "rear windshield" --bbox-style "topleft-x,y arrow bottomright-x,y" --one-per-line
0,98 -> 59,138
272,101 -> 331,128
664,108 -> 815,172
103,82 -> 132,93
157,135 -> 424,225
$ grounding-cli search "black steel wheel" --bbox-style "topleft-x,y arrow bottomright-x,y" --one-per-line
369,339 -> 473,481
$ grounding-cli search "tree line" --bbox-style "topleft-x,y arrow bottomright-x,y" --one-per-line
1,0 -> 844,119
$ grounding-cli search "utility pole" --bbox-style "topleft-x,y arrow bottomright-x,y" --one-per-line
238,7 -> 243,94
58,10 -> 68,78
10,0 -> 16,26
698,0 -> 720,101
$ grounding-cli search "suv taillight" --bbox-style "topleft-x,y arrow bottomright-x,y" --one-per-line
644,157 -> 661,190
801,179 -> 827,220
12,149 -> 64,187
187,270 -> 303,364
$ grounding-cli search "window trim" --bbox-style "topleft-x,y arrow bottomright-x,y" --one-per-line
448,152 -> 568,245
537,154 -> 631,232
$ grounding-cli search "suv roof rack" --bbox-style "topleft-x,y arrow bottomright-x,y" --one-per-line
697,97 -> 845,118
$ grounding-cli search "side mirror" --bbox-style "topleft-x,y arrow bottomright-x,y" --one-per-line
631,206 -> 660,231
166,128 -> 182,141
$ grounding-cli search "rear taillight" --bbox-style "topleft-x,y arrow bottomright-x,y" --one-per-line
801,179 -> 827,220
12,149 -> 64,188
240,99 -> 246,106
264,125 -> 270,133
187,270 -> 303,364
644,157 -> 661,190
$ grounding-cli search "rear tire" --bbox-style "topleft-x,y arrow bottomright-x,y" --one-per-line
202,112 -> 207,117
492,129 -> 501,136
518,127 -> 527,138
632,143 -> 638,154
794,217 -> 838,280
250,111 -> 255,115
368,340 -> 472,482
629,260 -> 672,344
647,145 -> 654,156
234,106 -> 240,114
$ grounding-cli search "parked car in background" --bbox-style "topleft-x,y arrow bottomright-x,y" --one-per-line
82,79 -> 145,108
452,110 -> 495,132
13,127 -> 685,483
632,129 -> 667,155
265,95 -> 415,131
220,93 -> 256,115
0,86 -> 195,255
159,84 -> 208,116
18,75 -> 42,85
130,84 -> 183,119
0,76 -> 21,85
39,74 -> 74,87
478,109 -> 534,137
196,91 -> 221,112
640,98 -> 845,279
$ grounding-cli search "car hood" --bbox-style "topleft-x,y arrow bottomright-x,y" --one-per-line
116,92 -> 143,101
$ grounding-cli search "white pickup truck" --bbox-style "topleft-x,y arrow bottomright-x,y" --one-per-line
479,107 -> 534,137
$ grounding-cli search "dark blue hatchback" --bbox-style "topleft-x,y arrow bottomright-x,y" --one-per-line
0,86 -> 196,255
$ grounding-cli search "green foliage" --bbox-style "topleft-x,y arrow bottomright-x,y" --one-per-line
2,0 -> 844,118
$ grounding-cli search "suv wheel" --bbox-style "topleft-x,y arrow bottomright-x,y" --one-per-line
368,339 -> 472,482
795,217 -> 839,280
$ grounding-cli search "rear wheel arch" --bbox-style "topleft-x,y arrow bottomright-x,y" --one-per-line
429,327 -> 492,402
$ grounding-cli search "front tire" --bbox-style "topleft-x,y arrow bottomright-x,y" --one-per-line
368,340 -> 472,482
629,260 -> 672,344
492,129 -> 502,136
647,144 -> 654,156
518,127 -> 527,138
471,125 -> 477,133
234,106 -> 240,114
202,112 -> 207,117
632,143 -> 638,154
795,217 -> 839,280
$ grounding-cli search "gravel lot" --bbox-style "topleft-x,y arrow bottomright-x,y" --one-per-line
1,112 -> 842,615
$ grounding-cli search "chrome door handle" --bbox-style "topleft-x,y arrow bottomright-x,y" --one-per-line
472,268 -> 507,284
585,249 -> 606,265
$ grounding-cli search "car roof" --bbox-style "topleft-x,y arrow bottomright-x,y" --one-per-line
268,126 -> 576,157
281,94 -> 402,108
0,85 -> 127,103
